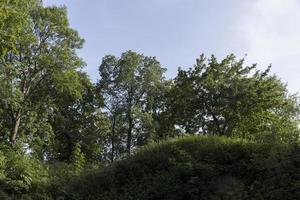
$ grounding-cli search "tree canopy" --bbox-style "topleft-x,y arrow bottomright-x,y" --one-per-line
165,54 -> 299,142
97,51 -> 167,161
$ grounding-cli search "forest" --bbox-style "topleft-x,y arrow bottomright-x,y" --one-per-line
0,1 -> 300,199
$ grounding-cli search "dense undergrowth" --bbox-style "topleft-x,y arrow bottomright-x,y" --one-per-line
62,136 -> 300,200
0,136 -> 299,199
0,144 -> 101,199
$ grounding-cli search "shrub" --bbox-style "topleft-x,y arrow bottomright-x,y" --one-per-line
65,136 -> 300,200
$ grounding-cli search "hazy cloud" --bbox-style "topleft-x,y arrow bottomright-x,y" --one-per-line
238,0 -> 300,93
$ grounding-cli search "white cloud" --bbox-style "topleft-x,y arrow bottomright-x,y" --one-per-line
238,0 -> 300,93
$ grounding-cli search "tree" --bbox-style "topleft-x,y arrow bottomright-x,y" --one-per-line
97,51 -> 166,160
0,1 -> 84,146
49,72 -> 108,163
166,54 -> 300,142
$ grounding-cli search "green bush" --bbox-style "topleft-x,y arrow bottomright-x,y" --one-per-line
65,136 -> 300,200
0,145 -> 52,199
47,161 -> 102,198
2,151 -> 48,194
47,162 -> 74,195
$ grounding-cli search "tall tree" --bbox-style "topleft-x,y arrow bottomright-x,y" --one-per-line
0,1 -> 84,146
97,51 -> 166,160
166,54 -> 300,142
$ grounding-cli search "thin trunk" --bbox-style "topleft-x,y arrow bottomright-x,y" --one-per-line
10,110 -> 21,145
126,86 -> 134,154
111,115 -> 116,163
126,115 -> 133,154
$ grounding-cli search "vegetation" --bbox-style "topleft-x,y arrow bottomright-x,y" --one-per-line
0,0 -> 299,199
65,136 -> 300,200
167,55 -> 299,142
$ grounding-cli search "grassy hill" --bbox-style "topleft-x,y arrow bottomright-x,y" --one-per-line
63,136 -> 300,200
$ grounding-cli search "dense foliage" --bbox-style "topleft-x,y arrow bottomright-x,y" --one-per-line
0,0 -> 300,199
165,54 -> 300,142
65,136 -> 300,200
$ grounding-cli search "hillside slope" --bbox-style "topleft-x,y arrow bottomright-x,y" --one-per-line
65,136 -> 300,200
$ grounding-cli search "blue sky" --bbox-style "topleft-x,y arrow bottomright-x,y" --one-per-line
44,0 -> 300,94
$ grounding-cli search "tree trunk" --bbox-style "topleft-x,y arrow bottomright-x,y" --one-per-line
10,110 -> 21,145
111,115 -> 116,163
126,86 -> 134,155
126,115 -> 133,154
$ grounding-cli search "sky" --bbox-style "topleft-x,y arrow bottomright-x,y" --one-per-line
43,0 -> 300,94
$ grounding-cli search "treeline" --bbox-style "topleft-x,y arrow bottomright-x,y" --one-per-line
0,0 -> 299,198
